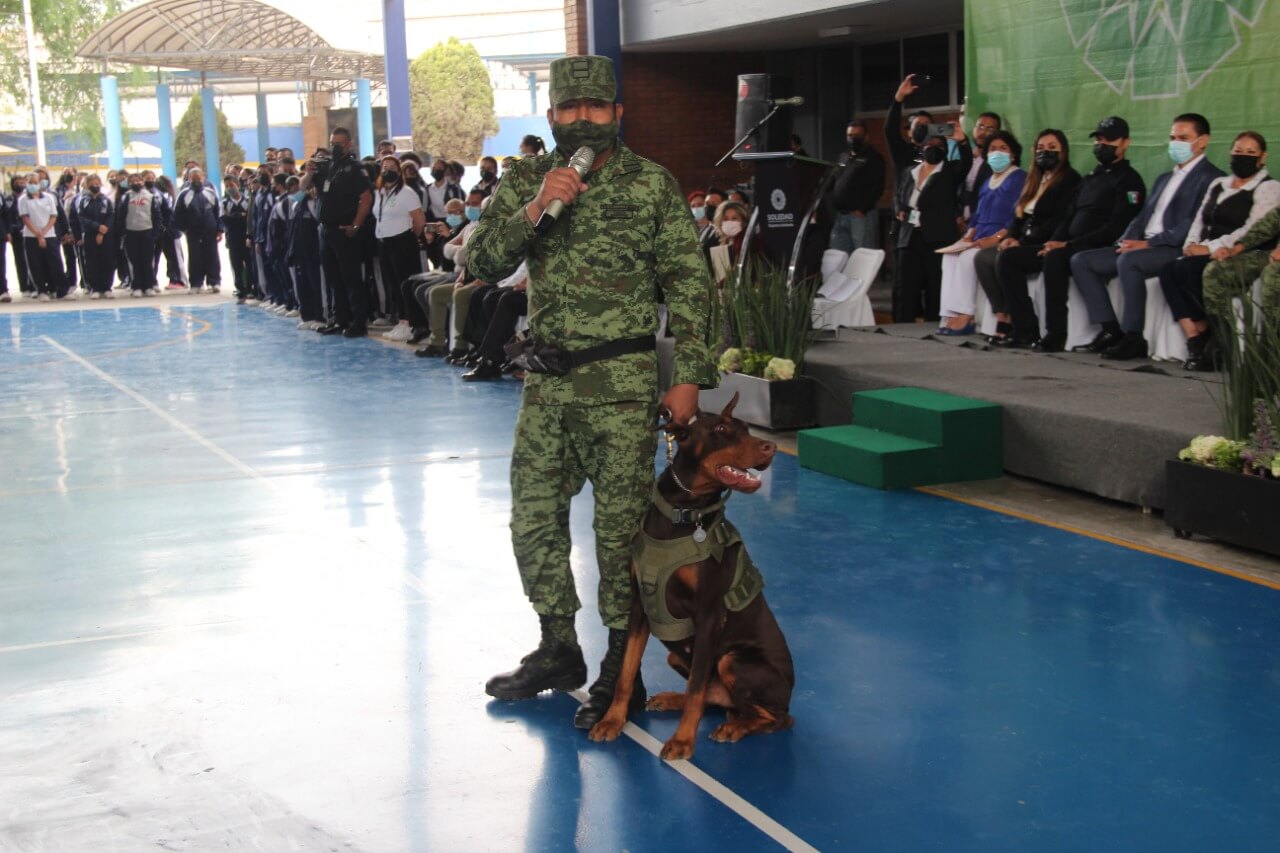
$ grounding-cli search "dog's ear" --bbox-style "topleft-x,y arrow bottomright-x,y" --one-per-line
719,392 -> 740,420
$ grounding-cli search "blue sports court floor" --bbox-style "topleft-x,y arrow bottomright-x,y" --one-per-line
2,304 -> 1278,852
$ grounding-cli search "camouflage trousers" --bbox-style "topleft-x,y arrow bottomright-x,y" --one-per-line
510,399 -> 658,630
1203,251 -> 1280,329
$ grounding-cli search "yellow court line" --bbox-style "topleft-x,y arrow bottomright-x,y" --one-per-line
915,485 -> 1280,591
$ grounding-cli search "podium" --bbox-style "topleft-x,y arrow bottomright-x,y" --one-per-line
732,151 -> 834,285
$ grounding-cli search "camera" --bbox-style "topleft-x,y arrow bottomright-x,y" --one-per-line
927,122 -> 955,138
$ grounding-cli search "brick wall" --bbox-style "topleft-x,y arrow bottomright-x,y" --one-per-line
564,0 -> 588,56
620,51 -> 768,194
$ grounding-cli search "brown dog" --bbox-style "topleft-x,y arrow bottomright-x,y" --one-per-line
588,393 -> 794,760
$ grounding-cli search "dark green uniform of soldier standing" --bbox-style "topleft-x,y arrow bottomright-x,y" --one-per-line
471,55 -> 717,728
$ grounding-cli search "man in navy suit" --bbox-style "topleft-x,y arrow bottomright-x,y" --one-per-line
1070,113 -> 1224,359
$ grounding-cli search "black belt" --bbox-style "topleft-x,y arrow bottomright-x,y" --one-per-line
565,335 -> 656,369
505,334 -> 655,376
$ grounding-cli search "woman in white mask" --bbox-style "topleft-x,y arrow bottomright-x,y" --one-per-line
709,201 -> 750,284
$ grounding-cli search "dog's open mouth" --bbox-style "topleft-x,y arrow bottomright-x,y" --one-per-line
715,464 -> 763,491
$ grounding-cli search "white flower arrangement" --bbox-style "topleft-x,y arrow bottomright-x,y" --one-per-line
717,347 -> 742,374
763,357 -> 796,381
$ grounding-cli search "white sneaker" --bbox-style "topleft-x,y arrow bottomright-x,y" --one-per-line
369,316 -> 395,328
285,309 -> 300,318
39,294 -> 51,302
261,301 -> 276,310
89,292 -> 101,300
245,298 -> 261,306
0,293 -> 10,303
130,290 -> 143,298
104,291 -> 116,299
382,324 -> 411,342
190,285 -> 205,294
273,305 -> 289,315
59,291 -> 80,301
143,289 -> 157,297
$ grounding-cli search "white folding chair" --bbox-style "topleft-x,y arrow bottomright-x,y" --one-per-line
1143,276 -> 1188,362
812,248 -> 884,329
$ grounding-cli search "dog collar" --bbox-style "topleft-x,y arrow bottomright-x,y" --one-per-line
651,485 -> 729,528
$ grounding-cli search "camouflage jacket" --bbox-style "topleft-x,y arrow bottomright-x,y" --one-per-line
467,142 -> 718,406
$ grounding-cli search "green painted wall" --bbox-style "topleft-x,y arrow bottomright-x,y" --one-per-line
965,0 -> 1275,180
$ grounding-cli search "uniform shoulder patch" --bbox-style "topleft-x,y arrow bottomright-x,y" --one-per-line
1127,191 -> 1141,205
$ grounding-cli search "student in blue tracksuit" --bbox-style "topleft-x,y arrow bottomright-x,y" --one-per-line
287,183 -> 324,326
266,175 -> 297,312
172,168 -> 223,292
72,174 -> 117,298
114,173 -> 165,296
220,177 -> 253,303
251,173 -> 277,305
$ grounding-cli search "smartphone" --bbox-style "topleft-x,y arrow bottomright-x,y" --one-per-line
927,122 -> 955,138
913,74 -> 933,83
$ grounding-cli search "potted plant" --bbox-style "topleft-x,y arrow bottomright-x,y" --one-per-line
1165,303 -> 1280,556
700,259 -> 819,430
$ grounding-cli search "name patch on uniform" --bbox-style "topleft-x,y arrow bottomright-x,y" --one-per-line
1127,191 -> 1142,205
601,203 -> 638,220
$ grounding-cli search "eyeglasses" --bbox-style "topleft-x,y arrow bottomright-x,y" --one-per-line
975,123 -> 998,133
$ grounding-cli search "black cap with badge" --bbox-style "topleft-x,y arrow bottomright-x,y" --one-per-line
1089,116 -> 1130,140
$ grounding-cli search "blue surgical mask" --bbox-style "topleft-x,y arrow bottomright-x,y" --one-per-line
465,206 -> 482,222
291,191 -> 305,203
40,179 -> 49,190
987,151 -> 1012,173
445,213 -> 464,228
1168,139 -> 1195,165
26,184 -> 39,196
691,205 -> 706,220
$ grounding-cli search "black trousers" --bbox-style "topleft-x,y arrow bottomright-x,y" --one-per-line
294,258 -> 324,323
185,229 -> 222,288
225,228 -> 251,296
124,231 -> 157,291
321,224 -> 365,328
62,241 -> 78,290
479,289 -> 529,362
378,231 -> 423,321
157,232 -> 183,284
975,243 -> 1045,338
10,233 -> 31,292
1157,254 -> 1211,323
23,237 -> 67,296
463,283 -> 498,346
82,235 -> 116,294
894,236 -> 943,322
0,234 -> 7,293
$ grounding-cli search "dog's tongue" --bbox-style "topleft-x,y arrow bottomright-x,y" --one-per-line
716,464 -> 760,490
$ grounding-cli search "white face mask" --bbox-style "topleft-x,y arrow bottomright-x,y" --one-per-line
720,220 -> 743,238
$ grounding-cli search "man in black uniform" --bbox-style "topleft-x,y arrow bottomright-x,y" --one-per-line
309,127 -> 373,337
997,116 -> 1146,352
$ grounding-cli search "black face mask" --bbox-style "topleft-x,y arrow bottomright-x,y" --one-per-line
848,136 -> 866,153
405,175 -> 421,186
431,168 -> 445,181
705,202 -> 719,220
1093,142 -> 1119,166
1230,154 -> 1261,179
381,170 -> 400,185
481,169 -> 496,182
331,143 -> 345,158
1034,150 -> 1061,171
88,185 -> 101,195
129,184 -> 143,192
911,124 -> 929,145
922,146 -> 946,165
144,180 -> 155,190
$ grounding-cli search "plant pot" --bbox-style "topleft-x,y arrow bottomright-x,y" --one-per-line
1164,459 -> 1280,557
699,371 -> 816,430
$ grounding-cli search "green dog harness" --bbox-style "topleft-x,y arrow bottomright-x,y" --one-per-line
630,487 -> 764,642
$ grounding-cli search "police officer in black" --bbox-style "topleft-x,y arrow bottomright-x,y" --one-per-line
309,127 -> 373,337
1001,116 -> 1146,351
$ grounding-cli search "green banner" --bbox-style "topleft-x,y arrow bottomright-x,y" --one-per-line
965,0 -> 1276,181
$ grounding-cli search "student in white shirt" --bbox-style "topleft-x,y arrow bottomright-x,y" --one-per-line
374,156 -> 426,339
16,172 -> 68,301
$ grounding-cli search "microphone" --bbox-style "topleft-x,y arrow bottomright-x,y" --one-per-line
535,146 -> 596,235
769,96 -> 805,107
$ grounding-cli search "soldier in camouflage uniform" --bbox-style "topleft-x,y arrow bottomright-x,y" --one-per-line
471,55 -> 717,729
1201,206 -> 1280,350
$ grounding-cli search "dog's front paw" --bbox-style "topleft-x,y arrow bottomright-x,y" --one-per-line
646,692 -> 686,712
660,736 -> 695,761
588,715 -> 626,743
710,720 -> 750,743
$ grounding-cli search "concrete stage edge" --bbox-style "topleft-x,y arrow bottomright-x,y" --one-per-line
800,324 -> 1224,510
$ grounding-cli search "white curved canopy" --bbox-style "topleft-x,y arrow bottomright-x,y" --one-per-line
76,0 -> 384,82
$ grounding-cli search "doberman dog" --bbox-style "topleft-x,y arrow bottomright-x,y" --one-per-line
588,393 -> 794,760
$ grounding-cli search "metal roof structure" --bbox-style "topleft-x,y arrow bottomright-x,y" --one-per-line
76,0 -> 385,85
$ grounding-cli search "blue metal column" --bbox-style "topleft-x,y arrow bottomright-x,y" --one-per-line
156,81 -> 176,179
587,0 -> 622,87
527,72 -> 537,115
100,75 -> 125,170
382,0 -> 413,140
255,92 -> 269,163
201,85 -> 221,183
356,78 -> 375,158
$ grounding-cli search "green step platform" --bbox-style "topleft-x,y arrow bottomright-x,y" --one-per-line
798,387 -> 1003,489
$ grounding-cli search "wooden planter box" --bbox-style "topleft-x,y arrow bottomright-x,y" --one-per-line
699,372 -> 816,430
1164,460 -> 1280,557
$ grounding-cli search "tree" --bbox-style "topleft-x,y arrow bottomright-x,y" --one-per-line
173,93 -> 245,175
0,0 -> 131,144
408,37 -> 499,162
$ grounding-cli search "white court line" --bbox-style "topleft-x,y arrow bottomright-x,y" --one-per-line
0,406 -> 148,421
569,688 -> 819,853
0,619 -> 242,654
39,334 -> 819,853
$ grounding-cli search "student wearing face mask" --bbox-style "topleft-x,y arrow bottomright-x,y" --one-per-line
886,74 -> 973,322
172,168 -> 223,293
1071,113 -> 1224,360
3,177 -> 31,301
698,187 -> 726,259
472,156 -> 500,198
266,175 -> 299,315
113,173 -> 163,296
972,129 -> 1083,348
423,158 -> 465,267
221,177 -> 253,303
74,175 -> 117,299
374,155 -> 426,341
1181,132 -> 1280,370
17,171 -> 68,301
397,197 -> 470,346
937,130 -> 1027,335
287,182 -> 326,329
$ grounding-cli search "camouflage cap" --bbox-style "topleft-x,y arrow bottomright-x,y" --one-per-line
548,55 -> 617,106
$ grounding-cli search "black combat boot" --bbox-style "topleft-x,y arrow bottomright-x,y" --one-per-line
485,615 -> 588,700
572,628 -> 646,730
